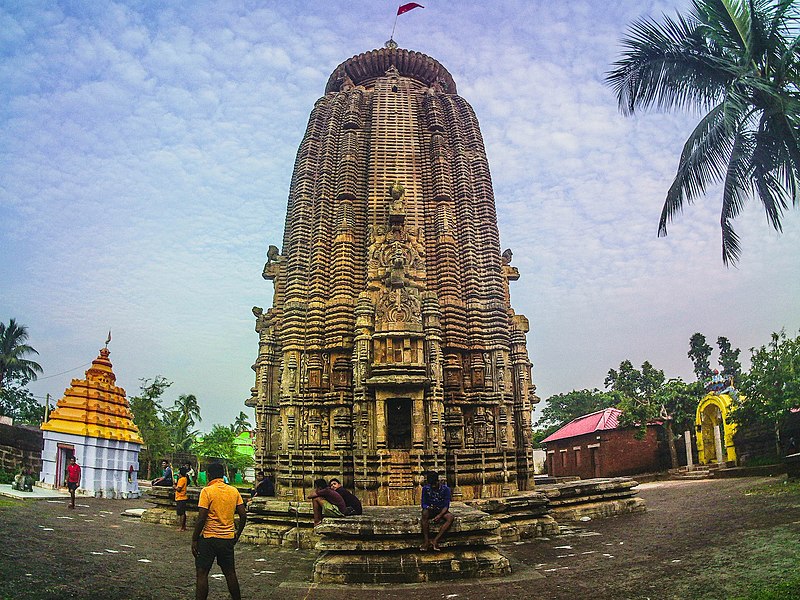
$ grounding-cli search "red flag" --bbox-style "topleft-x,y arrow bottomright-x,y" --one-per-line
397,3 -> 424,16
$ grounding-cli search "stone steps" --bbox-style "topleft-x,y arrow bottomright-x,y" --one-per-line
312,504 -> 509,583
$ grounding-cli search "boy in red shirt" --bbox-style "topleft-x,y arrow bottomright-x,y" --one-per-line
66,456 -> 81,509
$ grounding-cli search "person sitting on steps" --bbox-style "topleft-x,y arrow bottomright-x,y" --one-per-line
420,470 -> 454,552
308,477 -> 346,526
151,459 -> 173,487
329,478 -> 362,516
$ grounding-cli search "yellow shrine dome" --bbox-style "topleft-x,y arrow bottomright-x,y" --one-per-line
41,348 -> 143,444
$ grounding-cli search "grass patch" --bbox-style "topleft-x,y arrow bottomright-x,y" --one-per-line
743,478 -> 800,497
728,572 -> 800,599
0,498 -> 21,509
673,527 -> 800,599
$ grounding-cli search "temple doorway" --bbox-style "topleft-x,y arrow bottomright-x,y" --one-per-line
590,446 -> 600,478
387,398 -> 412,449
56,444 -> 74,487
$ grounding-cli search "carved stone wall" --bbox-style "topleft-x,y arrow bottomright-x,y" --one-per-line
247,47 -> 539,505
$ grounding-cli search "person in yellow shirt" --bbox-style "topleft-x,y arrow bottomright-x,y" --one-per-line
191,462 -> 247,600
174,466 -> 190,531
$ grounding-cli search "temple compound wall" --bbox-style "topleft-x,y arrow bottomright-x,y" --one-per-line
0,422 -> 43,476
248,47 -> 539,505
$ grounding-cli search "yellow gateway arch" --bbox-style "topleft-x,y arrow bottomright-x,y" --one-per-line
695,392 -> 738,465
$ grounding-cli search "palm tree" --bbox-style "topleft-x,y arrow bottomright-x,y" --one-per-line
0,319 -> 43,390
233,411 -> 252,435
606,0 -> 800,265
173,393 -> 202,428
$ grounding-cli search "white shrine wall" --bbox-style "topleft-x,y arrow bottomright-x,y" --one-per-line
40,431 -> 141,498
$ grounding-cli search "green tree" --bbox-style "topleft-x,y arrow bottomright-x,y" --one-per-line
733,331 -> 800,456
0,319 -> 43,391
534,389 -> 620,442
163,393 -> 202,457
607,0 -> 800,265
717,336 -> 742,379
232,411 -> 252,435
174,393 -> 202,428
193,424 -> 252,479
689,333 -> 714,382
129,376 -> 172,478
606,360 -> 695,468
162,408 -> 199,456
0,376 -> 44,424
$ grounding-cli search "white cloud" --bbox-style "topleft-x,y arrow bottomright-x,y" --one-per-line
1,0 -> 798,428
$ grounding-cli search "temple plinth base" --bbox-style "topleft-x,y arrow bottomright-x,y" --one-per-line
141,486 -> 204,528
312,504 -> 510,583
539,478 -> 646,522
240,497 -> 320,549
465,491 -> 558,541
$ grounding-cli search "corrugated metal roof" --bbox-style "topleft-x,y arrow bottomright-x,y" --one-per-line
541,407 -> 623,444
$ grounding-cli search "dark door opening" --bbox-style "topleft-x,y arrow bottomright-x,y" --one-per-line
387,398 -> 412,449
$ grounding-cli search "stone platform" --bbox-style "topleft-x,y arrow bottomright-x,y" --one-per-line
141,478 -> 646,584
465,491 -> 558,541
312,504 -> 510,583
241,497 -> 320,549
140,486 -> 204,528
539,477 -> 646,522
0,483 -> 71,500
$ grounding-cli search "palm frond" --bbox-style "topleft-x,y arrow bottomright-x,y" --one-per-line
660,103 -> 734,236
607,13 -> 732,115
720,129 -> 755,264
695,0 -> 753,56
611,0 -> 800,265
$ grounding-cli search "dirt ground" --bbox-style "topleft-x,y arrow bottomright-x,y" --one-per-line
1,476 -> 799,600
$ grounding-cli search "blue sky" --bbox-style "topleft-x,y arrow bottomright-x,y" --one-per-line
2,1 -> 798,430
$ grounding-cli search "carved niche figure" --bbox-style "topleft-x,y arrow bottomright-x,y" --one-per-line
388,180 -> 405,213
263,245 -> 284,281
340,74 -> 355,92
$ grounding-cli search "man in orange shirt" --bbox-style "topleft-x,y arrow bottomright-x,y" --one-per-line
192,462 -> 247,600
174,466 -> 190,531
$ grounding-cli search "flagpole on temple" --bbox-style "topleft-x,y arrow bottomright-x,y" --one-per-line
390,12 -> 399,42
387,3 -> 424,48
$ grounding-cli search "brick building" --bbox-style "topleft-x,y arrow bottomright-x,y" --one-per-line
541,408 -> 668,478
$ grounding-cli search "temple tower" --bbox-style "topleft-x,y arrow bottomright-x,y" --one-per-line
248,47 -> 538,505
41,347 -> 143,498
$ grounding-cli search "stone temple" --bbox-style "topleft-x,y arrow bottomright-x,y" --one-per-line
247,46 -> 538,506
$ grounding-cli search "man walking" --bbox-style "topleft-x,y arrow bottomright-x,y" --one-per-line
420,471 -> 454,551
66,456 -> 81,509
192,462 -> 247,600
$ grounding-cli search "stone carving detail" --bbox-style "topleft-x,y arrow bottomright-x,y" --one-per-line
249,47 -> 538,505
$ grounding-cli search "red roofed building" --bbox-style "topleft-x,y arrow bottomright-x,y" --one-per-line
541,408 -> 668,478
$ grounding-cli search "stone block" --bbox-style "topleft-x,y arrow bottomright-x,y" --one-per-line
549,497 -> 647,522
538,477 -> 638,499
311,503 -> 510,583
313,548 -> 511,583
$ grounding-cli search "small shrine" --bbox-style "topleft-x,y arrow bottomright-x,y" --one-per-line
695,371 -> 738,465
40,346 -> 143,498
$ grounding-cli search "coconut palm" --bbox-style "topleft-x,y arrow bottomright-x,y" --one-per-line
0,319 -> 43,389
606,0 -> 800,265
233,411 -> 252,435
174,393 -> 202,427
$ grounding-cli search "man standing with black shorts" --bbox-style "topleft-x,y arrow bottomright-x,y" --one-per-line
192,462 -> 247,600
66,456 -> 81,509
